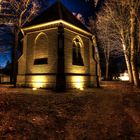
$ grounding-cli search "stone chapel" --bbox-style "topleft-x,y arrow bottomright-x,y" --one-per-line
17,1 -> 99,90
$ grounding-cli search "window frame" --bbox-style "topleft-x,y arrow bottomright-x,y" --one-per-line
72,37 -> 84,66
33,32 -> 48,65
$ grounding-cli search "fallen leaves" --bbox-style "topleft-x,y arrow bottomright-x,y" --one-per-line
0,82 -> 139,139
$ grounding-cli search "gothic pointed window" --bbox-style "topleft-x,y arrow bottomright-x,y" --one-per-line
34,32 -> 48,65
72,37 -> 84,66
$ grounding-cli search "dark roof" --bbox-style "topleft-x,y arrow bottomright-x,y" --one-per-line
24,1 -> 91,33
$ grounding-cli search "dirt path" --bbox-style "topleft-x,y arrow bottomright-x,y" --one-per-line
0,82 -> 139,140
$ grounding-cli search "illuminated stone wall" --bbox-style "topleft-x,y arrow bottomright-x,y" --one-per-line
17,25 -> 97,89
64,29 -> 89,74
26,28 -> 58,74
17,28 -> 58,88
64,29 -> 95,89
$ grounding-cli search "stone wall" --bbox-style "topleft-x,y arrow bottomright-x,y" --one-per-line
17,26 -> 96,89
17,28 -> 58,88
64,29 -> 94,89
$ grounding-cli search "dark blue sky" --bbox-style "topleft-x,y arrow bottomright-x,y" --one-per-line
60,0 -> 93,17
46,0 -> 93,17
0,0 -> 94,68
0,25 -> 14,68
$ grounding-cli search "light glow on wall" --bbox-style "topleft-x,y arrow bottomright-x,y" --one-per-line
23,20 -> 92,36
32,76 -> 47,88
32,87 -> 37,90
72,76 -> 84,90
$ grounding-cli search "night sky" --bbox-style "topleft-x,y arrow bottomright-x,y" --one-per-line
0,25 -> 14,68
46,0 -> 93,17
0,0 -> 93,68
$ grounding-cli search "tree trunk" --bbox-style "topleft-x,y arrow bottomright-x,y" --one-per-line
105,44 -> 109,80
105,60 -> 109,80
121,39 -> 133,83
130,7 -> 140,87
11,27 -> 19,87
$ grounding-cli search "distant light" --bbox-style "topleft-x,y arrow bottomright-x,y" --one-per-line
119,72 -> 129,81
32,87 -> 37,90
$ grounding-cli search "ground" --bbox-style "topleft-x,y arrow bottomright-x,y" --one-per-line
0,81 -> 140,140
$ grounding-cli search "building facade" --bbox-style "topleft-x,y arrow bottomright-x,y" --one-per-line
17,2 -> 99,90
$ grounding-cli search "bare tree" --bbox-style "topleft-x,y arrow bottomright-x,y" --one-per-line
73,12 -> 86,25
95,0 -> 140,86
0,0 -> 40,86
128,0 -> 140,86
96,3 -> 124,80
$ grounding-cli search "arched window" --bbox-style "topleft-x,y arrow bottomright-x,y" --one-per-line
34,32 -> 48,65
72,37 -> 84,66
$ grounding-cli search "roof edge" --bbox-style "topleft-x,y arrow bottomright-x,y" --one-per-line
22,20 -> 93,36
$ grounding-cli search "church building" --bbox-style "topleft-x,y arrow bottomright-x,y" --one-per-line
17,1 -> 99,90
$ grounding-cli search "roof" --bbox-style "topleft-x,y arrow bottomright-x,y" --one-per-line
24,1 -> 91,34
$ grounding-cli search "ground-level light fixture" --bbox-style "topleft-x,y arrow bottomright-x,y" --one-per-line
71,76 -> 84,90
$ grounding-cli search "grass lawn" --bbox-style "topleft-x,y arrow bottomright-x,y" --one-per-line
0,81 -> 139,140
